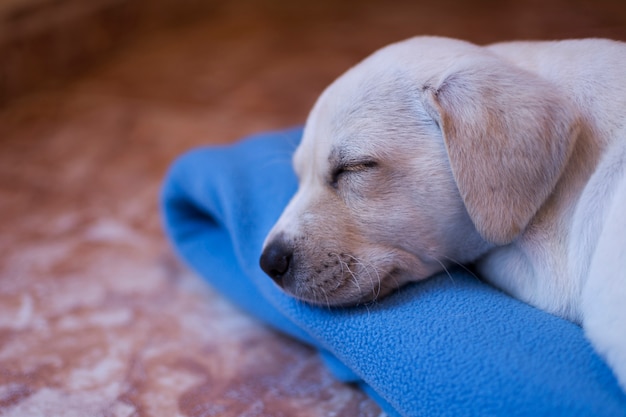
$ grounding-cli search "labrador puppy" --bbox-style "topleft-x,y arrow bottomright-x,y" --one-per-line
259,37 -> 626,390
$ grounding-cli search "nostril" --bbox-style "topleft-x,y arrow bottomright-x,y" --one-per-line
259,239 -> 293,287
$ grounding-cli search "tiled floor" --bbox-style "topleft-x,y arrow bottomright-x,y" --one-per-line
1,1 -> 625,415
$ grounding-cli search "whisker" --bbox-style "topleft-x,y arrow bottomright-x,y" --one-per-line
388,270 -> 402,293
259,152 -> 295,170
431,257 -> 456,286
441,255 -> 482,282
345,253 -> 383,302
333,253 -> 362,294
330,253 -> 351,285
319,287 -> 332,310
275,131 -> 301,152
345,254 -> 375,299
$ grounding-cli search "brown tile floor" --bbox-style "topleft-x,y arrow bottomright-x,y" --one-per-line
1,1 -> 625,416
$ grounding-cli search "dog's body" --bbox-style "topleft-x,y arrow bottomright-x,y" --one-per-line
259,37 -> 626,389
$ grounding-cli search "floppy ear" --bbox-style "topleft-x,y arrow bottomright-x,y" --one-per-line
422,54 -> 579,245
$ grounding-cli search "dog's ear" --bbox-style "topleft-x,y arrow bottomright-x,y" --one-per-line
422,55 -> 579,245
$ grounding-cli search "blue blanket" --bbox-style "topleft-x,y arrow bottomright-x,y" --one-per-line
161,127 -> 626,417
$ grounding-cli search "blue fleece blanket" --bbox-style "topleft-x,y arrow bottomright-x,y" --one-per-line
161,127 -> 626,417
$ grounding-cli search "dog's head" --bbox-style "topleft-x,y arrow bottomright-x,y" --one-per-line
260,37 -> 578,306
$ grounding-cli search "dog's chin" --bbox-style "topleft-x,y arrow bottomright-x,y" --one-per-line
286,287 -> 395,307
282,268 -> 409,307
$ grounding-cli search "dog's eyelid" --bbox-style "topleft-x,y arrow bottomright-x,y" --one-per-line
343,161 -> 376,172
329,159 -> 378,189
337,159 -> 378,174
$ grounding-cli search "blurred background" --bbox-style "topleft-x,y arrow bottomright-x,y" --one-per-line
1,0 -> 625,416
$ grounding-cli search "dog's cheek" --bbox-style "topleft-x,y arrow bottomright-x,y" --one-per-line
346,192 -> 417,248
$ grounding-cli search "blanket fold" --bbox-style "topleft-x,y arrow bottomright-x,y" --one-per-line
161,127 -> 626,417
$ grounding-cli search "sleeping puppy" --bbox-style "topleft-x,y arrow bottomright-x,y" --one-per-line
259,36 -> 626,390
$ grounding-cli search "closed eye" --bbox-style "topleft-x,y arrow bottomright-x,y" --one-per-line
330,160 -> 378,189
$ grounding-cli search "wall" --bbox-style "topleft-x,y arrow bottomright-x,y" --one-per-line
0,0 -> 217,105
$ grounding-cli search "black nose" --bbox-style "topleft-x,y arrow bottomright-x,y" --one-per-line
259,238 -> 292,287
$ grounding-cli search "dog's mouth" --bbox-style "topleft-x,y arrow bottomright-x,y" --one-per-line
284,264 -> 403,307
260,241 -> 416,306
